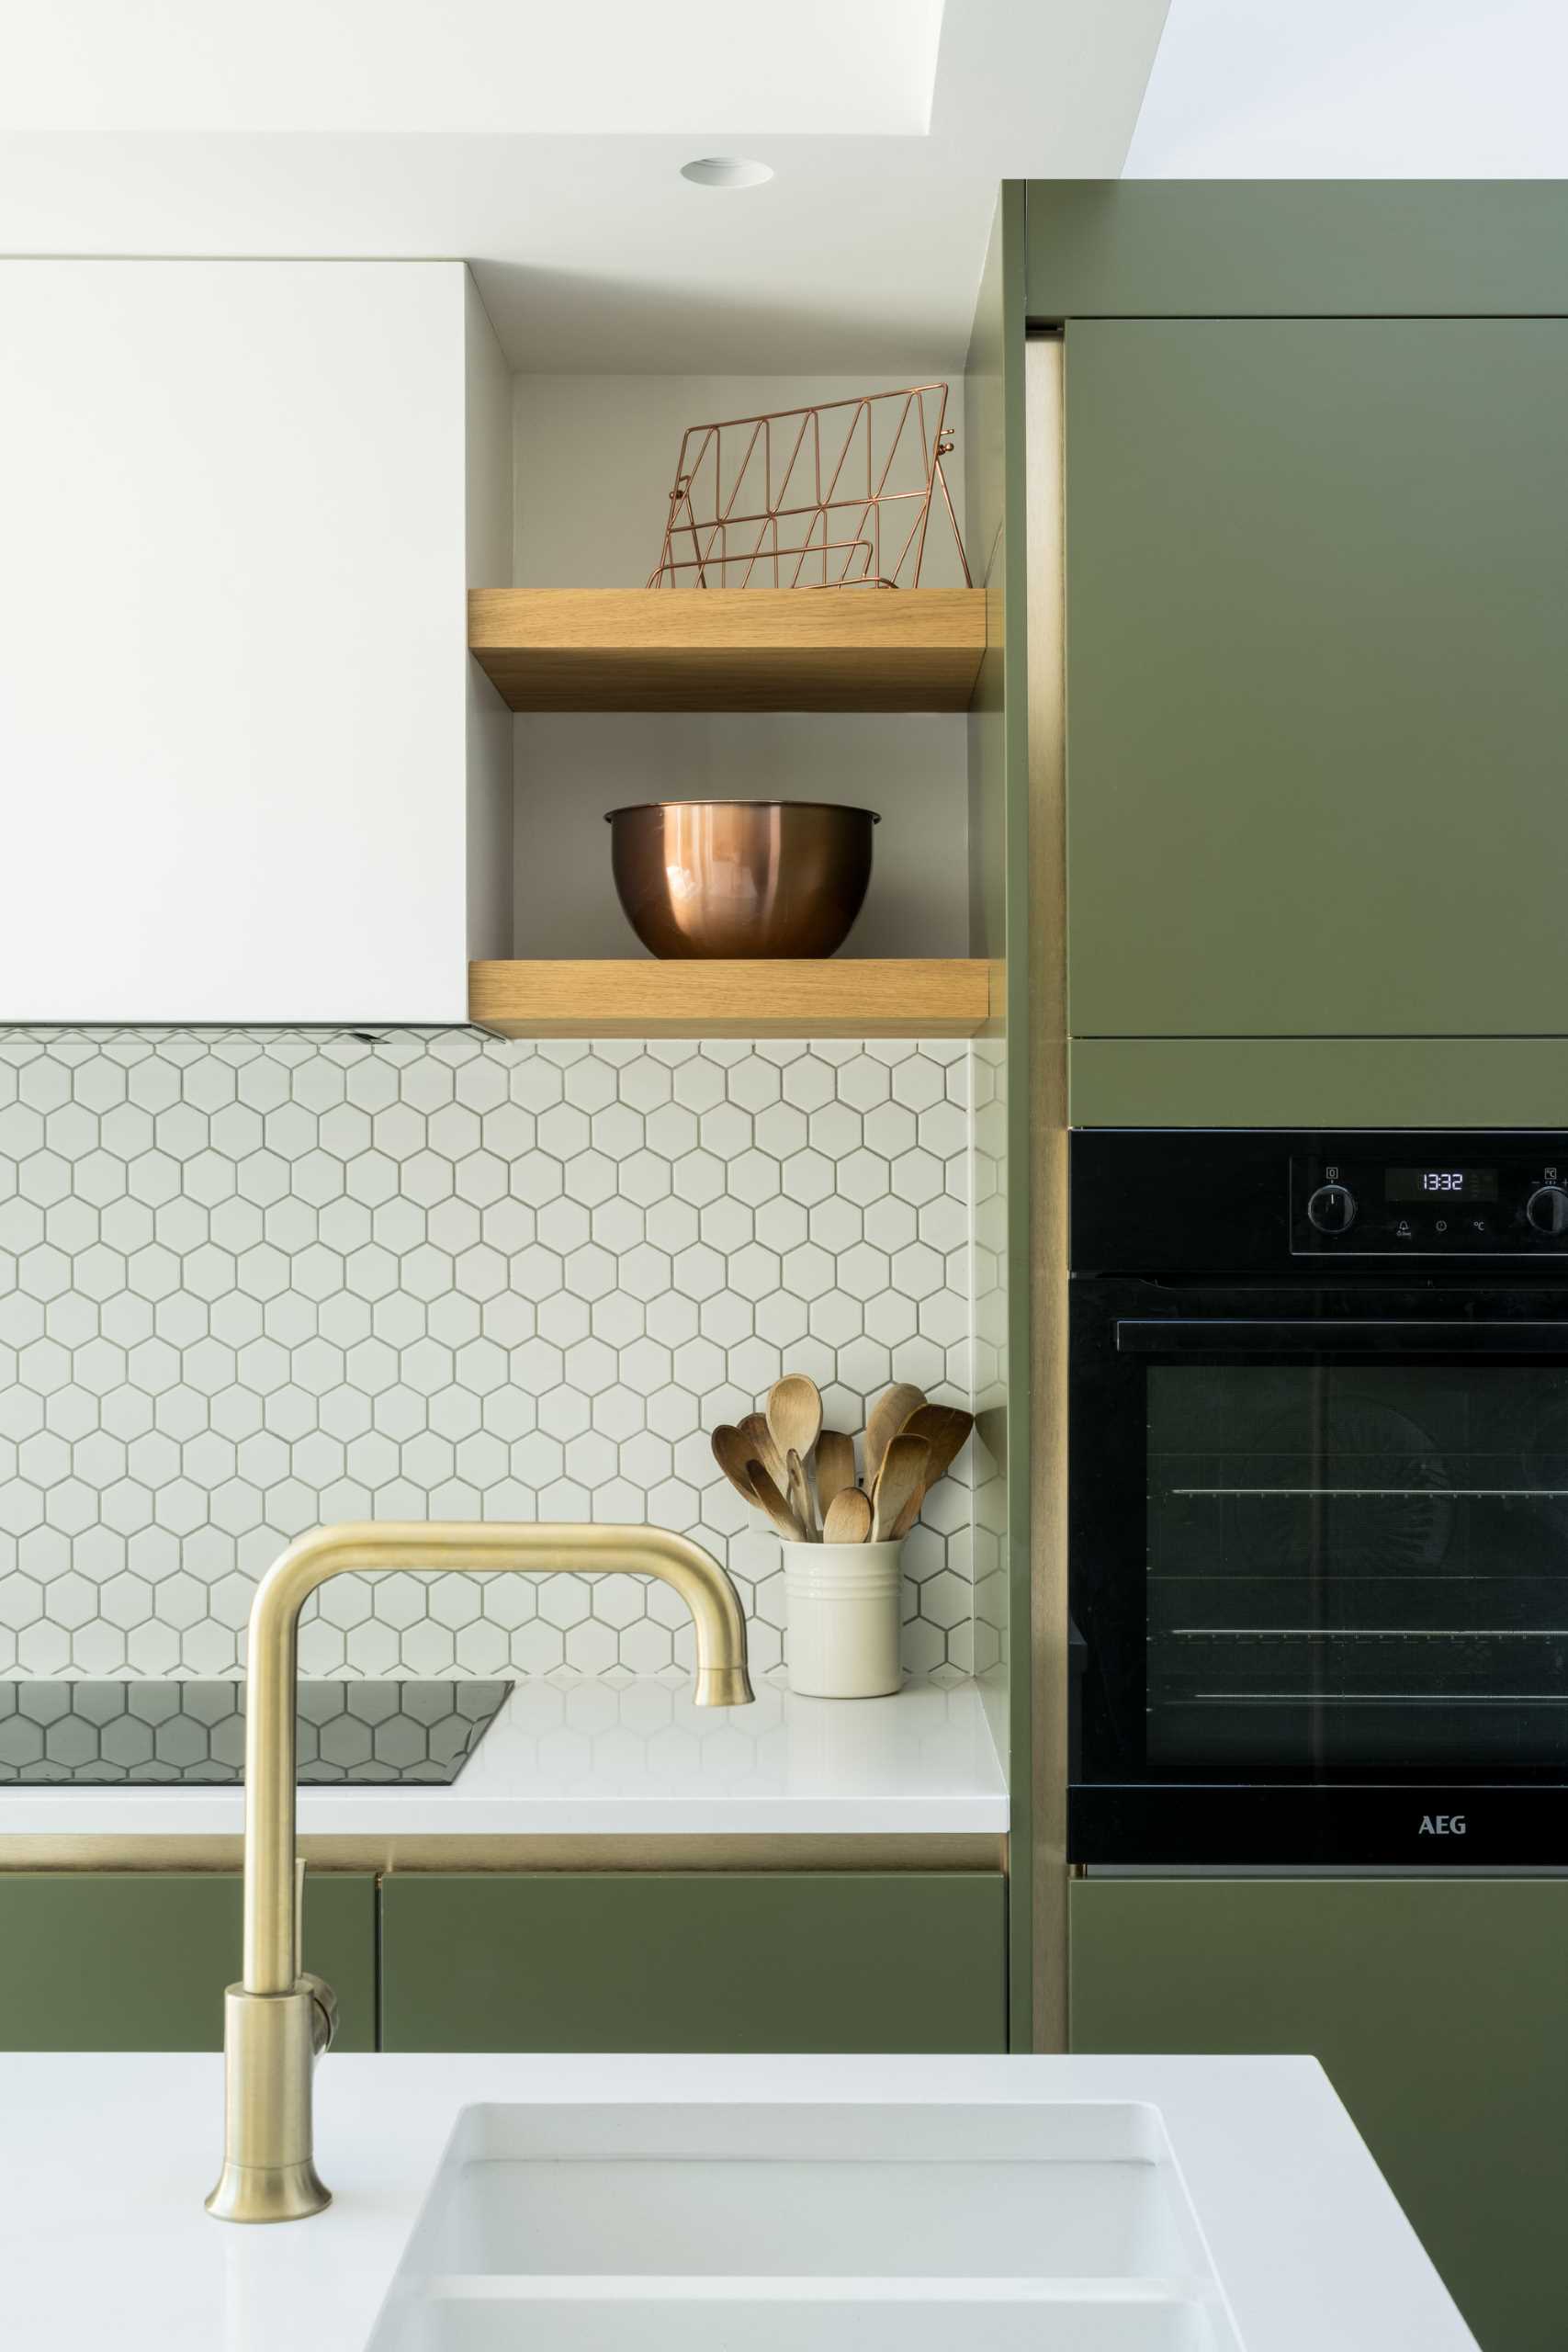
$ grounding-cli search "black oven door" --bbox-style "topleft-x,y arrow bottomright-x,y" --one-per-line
1068,1280 -> 1568,1863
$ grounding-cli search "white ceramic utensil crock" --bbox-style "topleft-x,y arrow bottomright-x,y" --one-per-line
783,1539 -> 902,1699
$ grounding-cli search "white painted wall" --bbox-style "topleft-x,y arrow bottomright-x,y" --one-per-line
465,277 -> 515,962
509,372 -> 972,960
0,259 -> 500,1023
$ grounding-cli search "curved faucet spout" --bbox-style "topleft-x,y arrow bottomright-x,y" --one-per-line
241,1521 -> 753,1998
207,1520 -> 753,2222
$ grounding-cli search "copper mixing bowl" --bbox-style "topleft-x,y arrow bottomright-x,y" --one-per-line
604,800 -> 879,959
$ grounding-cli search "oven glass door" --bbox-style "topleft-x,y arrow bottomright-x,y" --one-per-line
1071,1283 -> 1568,1791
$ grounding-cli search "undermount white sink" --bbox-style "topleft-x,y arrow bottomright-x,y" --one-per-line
367,2100 -> 1242,2350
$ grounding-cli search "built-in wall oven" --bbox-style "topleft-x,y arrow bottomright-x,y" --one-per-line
1069,1130 -> 1568,1865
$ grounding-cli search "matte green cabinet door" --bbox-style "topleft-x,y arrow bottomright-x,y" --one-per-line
1066,319 -> 1568,1040
381,1872 -> 1006,2053
1070,1878 -> 1568,2352
0,1872 -> 377,2052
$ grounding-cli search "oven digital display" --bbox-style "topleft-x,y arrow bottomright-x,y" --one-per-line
1384,1167 -> 1499,1203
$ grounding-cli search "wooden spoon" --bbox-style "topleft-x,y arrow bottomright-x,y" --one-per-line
739,1410 -> 787,1495
745,1457 -> 807,1543
864,1382 -> 926,1488
871,1430 -> 930,1544
710,1424 -> 763,1509
822,1486 -> 874,1544
897,1403 -> 975,1494
767,1375 -> 823,1472
784,1445 -> 817,1539
815,1429 -> 856,1515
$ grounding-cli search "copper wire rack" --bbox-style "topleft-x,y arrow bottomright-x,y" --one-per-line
648,382 -> 971,590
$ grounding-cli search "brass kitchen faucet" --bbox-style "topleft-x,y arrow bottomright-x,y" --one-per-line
206,1521 -> 754,2222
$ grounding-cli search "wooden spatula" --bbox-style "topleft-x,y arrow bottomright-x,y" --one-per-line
739,1410 -> 788,1494
746,1456 -> 807,1543
815,1429 -> 856,1514
864,1382 -> 926,1487
871,1431 -> 930,1544
710,1424 -> 762,1506
897,1403 -> 974,1493
784,1446 -> 817,1540
822,1485 -> 874,1544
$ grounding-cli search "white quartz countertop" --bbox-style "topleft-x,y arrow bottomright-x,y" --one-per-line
0,1679 -> 1007,1838
0,2050 -> 1475,2352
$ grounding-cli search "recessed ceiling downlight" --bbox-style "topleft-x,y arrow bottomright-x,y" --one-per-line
680,155 -> 773,190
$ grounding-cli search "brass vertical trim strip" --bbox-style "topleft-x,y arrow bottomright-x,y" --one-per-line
1024,331 -> 1070,2052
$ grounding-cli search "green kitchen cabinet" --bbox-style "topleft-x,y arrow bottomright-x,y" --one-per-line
0,1871 -> 377,2052
1064,316 -> 1568,1046
1026,181 -> 1568,322
381,1871 -> 1007,2054
1070,1877 -> 1568,2352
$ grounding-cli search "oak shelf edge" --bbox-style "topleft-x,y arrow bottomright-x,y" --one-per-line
468,959 -> 997,1040
468,587 -> 987,712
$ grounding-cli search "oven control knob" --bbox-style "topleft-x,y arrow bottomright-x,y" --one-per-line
1526,1183 -> 1568,1235
1306,1182 -> 1357,1235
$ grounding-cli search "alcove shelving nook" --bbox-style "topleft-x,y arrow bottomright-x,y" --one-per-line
464,366 -> 993,1042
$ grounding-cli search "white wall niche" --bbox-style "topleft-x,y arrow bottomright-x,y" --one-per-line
504,368 -> 974,963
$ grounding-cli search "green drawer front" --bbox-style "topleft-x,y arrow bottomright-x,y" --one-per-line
0,1871 -> 377,2052
381,1871 -> 1007,2054
1069,1035 -> 1568,1132
1070,1878 -> 1568,2352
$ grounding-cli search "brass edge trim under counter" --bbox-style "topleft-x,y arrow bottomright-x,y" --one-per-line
0,1833 -> 1007,1874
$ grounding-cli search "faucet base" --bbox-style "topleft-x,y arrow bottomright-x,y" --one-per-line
206,2156 -> 332,2224
695,1663 -> 756,1707
208,1982 -> 334,2224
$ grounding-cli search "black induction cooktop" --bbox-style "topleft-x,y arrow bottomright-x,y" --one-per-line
0,1680 -> 511,1785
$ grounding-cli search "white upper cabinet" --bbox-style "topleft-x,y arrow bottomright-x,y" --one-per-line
0,261 -> 512,1023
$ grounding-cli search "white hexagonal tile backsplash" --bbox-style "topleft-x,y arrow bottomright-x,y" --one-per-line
0,1029 -> 976,1685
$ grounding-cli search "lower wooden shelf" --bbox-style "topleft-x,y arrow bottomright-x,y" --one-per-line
469,959 -> 996,1040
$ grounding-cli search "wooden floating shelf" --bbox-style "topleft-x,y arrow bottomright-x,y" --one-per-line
468,587 -> 987,713
469,959 -> 996,1040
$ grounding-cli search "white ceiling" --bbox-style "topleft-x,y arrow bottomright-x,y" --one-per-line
0,0 -> 1170,369
0,0 -> 948,136
1129,0 -> 1568,175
